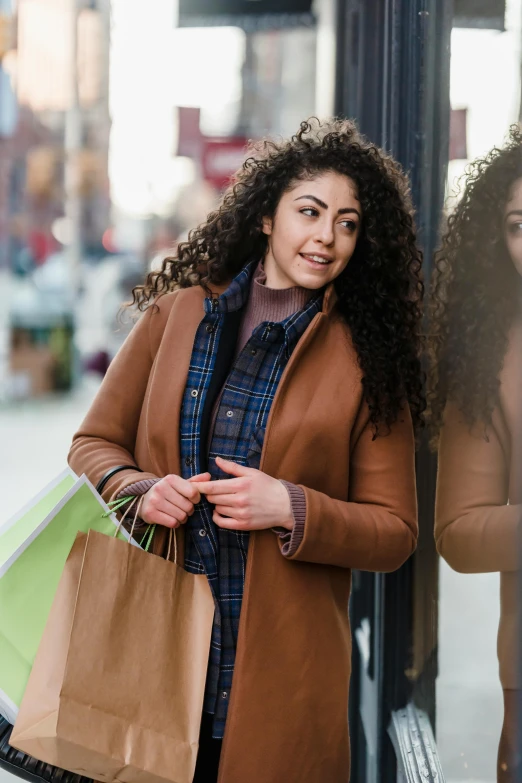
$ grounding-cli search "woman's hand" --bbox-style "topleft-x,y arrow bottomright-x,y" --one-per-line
140,472 -> 211,528
193,456 -> 294,532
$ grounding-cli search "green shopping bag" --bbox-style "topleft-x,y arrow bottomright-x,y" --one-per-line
0,472 -> 138,723
0,469 -> 77,570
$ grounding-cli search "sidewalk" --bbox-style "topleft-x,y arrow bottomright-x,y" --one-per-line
0,377 -> 100,783
437,562 -> 503,783
1,377 -> 101,522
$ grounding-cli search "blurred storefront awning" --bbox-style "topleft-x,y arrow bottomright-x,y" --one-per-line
178,0 -> 315,31
16,0 -> 102,112
454,0 -> 505,30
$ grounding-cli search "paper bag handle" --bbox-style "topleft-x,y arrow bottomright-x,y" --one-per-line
113,495 -> 139,537
114,496 -> 178,564
113,494 -> 143,540
142,524 -> 177,563
166,527 -> 178,564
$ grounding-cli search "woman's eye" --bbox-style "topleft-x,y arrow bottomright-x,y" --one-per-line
300,207 -> 319,217
507,221 -> 522,236
341,220 -> 358,232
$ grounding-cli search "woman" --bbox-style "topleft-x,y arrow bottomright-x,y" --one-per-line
431,127 -> 522,781
68,118 -> 422,783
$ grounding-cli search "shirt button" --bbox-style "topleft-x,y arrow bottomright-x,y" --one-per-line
198,529 -> 207,537
191,389 -> 198,398
206,324 -> 214,333
221,691 -> 228,699
185,456 -> 193,467
250,348 -> 257,356
226,410 -> 233,418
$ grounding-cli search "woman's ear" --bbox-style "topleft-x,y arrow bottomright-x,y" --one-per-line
262,216 -> 272,236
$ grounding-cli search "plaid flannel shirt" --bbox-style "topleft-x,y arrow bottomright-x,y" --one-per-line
180,261 -> 322,739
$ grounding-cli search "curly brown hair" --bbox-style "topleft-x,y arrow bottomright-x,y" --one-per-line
428,125 -> 522,439
130,118 -> 425,434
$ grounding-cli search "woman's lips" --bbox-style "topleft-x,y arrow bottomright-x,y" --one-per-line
300,253 -> 334,268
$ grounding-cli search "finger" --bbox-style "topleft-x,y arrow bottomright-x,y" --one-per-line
212,510 -> 246,530
192,478 -> 243,496
209,494 -> 245,507
151,500 -> 188,524
149,482 -> 193,514
155,496 -> 192,518
188,472 -> 211,483
142,510 -> 181,529
159,487 -> 194,515
215,505 -> 246,519
215,456 -> 254,478
165,474 -> 201,503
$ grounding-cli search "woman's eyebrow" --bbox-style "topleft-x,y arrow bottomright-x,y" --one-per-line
294,194 -> 361,218
505,209 -> 522,220
294,194 -> 328,209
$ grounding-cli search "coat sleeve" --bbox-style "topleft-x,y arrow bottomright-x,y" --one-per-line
435,402 -> 521,573
281,408 -> 418,571
68,298 -> 173,503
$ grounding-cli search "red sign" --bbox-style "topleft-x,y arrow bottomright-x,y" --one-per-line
177,107 -> 203,159
202,138 -> 248,191
449,108 -> 468,161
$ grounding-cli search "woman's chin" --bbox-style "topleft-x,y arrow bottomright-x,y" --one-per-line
292,266 -> 337,290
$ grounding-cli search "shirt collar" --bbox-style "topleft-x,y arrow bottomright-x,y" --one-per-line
281,292 -> 323,354
204,260 -> 257,314
203,260 -> 325,351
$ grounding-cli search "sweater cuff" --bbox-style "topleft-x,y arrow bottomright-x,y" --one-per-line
115,478 -> 161,530
116,478 -> 161,499
276,481 -> 306,557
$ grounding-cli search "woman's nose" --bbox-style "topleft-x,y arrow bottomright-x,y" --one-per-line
315,220 -> 335,245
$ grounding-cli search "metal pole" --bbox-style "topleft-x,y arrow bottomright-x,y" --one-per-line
314,0 -> 339,118
64,0 -> 82,307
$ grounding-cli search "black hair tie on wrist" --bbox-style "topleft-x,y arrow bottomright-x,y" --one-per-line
95,464 -> 143,495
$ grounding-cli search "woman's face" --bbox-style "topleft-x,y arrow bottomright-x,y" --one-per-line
504,176 -> 522,276
262,171 -> 362,290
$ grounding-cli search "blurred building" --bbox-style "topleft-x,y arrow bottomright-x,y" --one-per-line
1,1 -> 522,782
0,0 -> 111,401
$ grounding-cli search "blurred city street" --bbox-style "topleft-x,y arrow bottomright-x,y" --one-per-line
0,378 -> 99,783
0,0 -> 520,779
1,378 -> 100,783
1,376 -> 100,522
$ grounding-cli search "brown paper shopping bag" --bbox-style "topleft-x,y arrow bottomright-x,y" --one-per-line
11,521 -> 214,783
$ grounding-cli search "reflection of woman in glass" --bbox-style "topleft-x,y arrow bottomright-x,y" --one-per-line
431,127 -> 522,781
69,119 -> 423,783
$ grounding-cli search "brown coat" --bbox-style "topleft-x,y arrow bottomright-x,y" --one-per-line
435,319 -> 522,690
68,282 -> 418,783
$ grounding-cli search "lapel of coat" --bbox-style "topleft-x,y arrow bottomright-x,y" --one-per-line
259,282 -> 339,480
147,281 -> 228,559
146,282 -> 229,479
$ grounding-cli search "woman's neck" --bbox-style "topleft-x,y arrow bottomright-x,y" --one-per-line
262,253 -> 298,290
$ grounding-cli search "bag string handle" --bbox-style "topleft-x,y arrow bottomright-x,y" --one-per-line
166,526 -> 178,565
113,495 -> 139,538
141,521 -> 176,563
102,495 -> 135,516
108,495 -> 176,563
